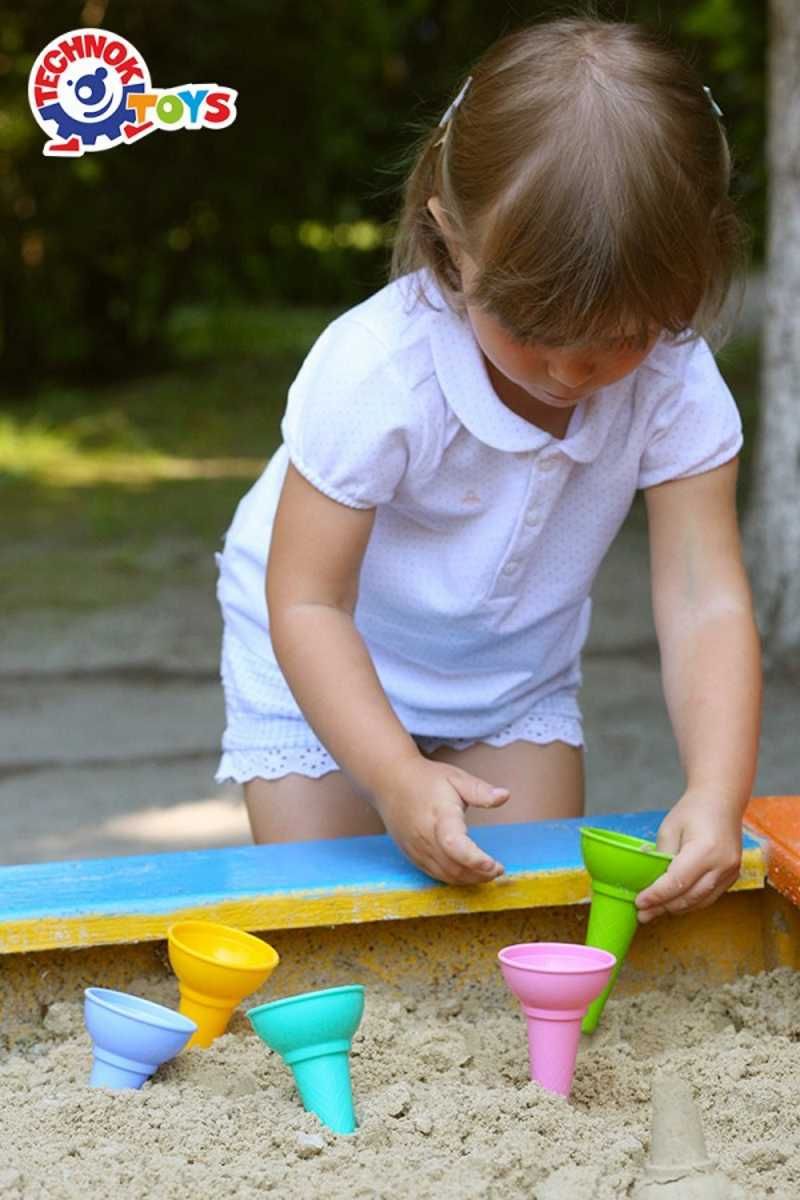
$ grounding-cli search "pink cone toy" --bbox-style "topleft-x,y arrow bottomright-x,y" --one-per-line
498,942 -> 616,1097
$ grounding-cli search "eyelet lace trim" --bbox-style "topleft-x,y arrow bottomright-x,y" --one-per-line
216,712 -> 582,784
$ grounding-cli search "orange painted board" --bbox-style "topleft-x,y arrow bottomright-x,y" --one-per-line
744,796 -> 800,907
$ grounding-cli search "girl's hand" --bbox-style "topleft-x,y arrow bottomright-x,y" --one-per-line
635,789 -> 743,923
374,755 -> 509,885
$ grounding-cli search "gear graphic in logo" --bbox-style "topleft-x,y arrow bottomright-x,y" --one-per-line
29,30 -> 154,156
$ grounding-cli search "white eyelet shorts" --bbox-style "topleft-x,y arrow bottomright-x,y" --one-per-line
215,631 -> 584,784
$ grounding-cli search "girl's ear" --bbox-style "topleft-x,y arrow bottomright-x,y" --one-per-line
427,195 -> 446,230
427,196 -> 462,269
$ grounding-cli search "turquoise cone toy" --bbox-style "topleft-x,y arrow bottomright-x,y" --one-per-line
247,985 -> 364,1134
580,827 -> 672,1034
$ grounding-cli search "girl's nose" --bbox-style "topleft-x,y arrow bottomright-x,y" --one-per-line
546,354 -> 594,390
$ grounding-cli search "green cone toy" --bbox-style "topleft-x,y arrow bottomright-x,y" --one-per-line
580,827 -> 672,1034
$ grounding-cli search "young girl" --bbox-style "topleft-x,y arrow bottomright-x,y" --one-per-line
216,17 -> 761,922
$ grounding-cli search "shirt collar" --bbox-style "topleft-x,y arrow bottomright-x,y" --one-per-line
429,303 -> 628,463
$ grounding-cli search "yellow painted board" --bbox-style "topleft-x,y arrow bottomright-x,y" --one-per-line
0,847 -> 764,956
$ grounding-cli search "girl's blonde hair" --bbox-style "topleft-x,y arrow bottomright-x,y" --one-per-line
390,16 -> 746,348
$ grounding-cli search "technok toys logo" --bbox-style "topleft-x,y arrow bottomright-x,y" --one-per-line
28,28 -> 237,157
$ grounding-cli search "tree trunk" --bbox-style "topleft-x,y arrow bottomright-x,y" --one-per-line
745,0 -> 800,665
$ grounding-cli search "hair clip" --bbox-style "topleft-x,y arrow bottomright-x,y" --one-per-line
438,76 -> 473,127
703,85 -> 723,118
435,75 -> 473,146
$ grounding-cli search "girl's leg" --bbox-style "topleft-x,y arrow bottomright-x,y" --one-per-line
424,739 -> 584,824
244,772 -> 386,843
244,739 -> 580,844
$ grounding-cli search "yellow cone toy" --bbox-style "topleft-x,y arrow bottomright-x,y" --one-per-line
168,920 -> 279,1048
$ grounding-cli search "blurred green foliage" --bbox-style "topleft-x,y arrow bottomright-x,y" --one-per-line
1,0 -> 765,392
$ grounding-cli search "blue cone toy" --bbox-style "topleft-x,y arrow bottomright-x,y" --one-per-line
84,987 -> 197,1089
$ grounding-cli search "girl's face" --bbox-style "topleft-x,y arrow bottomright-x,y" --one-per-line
465,302 -> 657,409
425,203 -> 657,411
460,254 -> 658,409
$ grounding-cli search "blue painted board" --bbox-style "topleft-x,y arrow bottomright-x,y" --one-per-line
0,811 -> 759,923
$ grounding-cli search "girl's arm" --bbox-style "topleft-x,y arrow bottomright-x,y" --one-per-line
267,464 -> 508,883
635,457 -> 762,921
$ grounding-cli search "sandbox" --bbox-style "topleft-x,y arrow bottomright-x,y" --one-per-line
2,967 -> 800,1198
0,803 -> 798,1198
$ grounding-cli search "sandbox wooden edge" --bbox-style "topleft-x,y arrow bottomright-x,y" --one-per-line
0,810 -> 765,955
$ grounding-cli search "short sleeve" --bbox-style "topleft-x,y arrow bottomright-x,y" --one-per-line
637,338 -> 743,490
281,317 -> 428,509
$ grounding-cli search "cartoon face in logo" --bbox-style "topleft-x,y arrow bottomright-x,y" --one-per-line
29,28 -> 237,157
60,63 -> 126,125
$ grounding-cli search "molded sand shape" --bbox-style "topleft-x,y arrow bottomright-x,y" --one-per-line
168,920 -> 279,1048
248,985 -> 365,1134
633,1070 -> 743,1199
498,942 -> 615,1097
580,826 -> 672,1033
84,987 -> 197,1089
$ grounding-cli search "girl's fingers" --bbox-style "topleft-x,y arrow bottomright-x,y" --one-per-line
693,877 -> 739,911
654,821 -> 682,856
660,869 -> 719,913
426,847 -> 495,885
637,904 -> 667,924
419,850 -> 498,886
635,843 -> 709,912
417,853 -> 464,884
434,808 -> 504,879
402,840 -> 461,884
403,830 -> 499,886
637,867 -> 736,923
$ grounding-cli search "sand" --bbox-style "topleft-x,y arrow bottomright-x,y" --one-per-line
1,967 -> 799,1199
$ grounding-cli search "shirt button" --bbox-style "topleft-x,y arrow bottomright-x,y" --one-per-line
524,509 -> 538,526
503,560 -> 519,575
538,455 -> 558,472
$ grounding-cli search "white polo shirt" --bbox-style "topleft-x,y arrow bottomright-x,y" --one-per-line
217,271 -> 742,739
